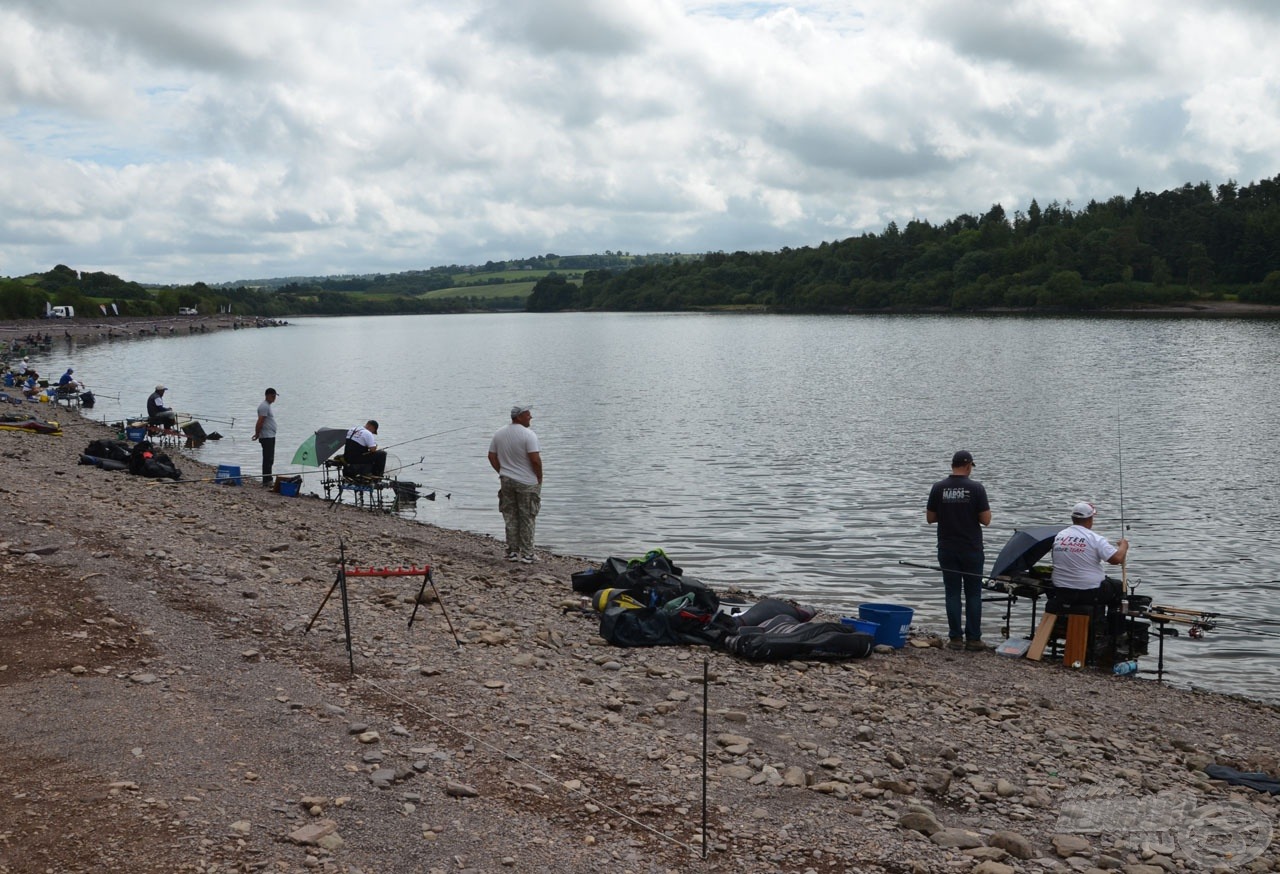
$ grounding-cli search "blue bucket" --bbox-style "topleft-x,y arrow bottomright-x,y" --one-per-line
858,603 -> 914,648
840,617 -> 879,636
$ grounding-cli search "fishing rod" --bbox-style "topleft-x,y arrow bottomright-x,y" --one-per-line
897,560 -> 1003,586
379,424 -> 476,453
379,455 -> 456,498
181,412 -> 237,426
149,465 -> 328,486
1118,402 -> 1129,596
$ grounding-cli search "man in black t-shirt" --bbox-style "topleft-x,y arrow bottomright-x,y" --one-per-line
926,450 -> 992,650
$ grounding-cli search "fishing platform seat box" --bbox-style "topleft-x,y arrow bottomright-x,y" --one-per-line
215,464 -> 243,486
1027,602 -> 1099,667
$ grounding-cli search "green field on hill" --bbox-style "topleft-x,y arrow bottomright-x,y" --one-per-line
423,280 -> 537,300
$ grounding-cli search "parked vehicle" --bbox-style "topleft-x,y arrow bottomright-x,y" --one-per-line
178,307 -> 199,315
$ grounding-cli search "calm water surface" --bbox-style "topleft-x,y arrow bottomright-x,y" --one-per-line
42,313 -> 1280,702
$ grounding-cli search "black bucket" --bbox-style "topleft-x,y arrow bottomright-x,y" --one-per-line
1125,594 -> 1152,613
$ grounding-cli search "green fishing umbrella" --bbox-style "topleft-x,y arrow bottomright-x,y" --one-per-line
291,427 -> 347,466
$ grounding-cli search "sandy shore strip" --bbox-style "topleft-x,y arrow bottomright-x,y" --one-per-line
2,404 -> 1280,872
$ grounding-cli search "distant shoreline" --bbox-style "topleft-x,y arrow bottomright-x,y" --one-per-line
5,298 -> 1278,353
1,314 -> 284,349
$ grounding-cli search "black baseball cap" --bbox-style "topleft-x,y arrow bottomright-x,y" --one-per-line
951,450 -> 975,467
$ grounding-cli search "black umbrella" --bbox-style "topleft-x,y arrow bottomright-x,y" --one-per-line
990,525 -> 1066,578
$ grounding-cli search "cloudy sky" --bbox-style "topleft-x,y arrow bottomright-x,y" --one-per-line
1,1 -> 1278,285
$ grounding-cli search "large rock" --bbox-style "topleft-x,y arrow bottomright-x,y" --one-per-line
988,830 -> 1036,859
898,811 -> 940,835
288,819 -> 338,846
931,828 -> 984,849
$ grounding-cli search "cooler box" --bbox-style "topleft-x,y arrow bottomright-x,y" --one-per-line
278,480 -> 300,497
858,603 -> 914,648
125,427 -> 147,442
215,464 -> 242,485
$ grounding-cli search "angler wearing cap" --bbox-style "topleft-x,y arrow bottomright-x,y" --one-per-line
146,384 -> 177,426
1051,502 -> 1128,605
343,420 -> 386,477
488,405 -> 542,563
252,388 -> 279,486
926,449 -> 992,651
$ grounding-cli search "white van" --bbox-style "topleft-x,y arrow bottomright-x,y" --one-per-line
178,307 -> 198,315
47,305 -> 75,318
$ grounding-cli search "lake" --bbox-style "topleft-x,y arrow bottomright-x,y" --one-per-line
37,312 -> 1280,702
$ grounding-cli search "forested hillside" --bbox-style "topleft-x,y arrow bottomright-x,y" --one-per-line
529,176 -> 1280,312
6,176 -> 1280,318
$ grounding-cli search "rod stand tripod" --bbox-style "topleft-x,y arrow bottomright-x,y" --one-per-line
304,539 -> 461,675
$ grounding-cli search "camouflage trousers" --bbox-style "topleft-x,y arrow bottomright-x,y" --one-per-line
498,477 -> 541,556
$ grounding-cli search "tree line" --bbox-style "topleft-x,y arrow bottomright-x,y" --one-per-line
527,175 -> 1280,313
6,174 -> 1280,318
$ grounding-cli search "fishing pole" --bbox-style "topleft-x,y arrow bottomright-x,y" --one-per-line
181,412 -> 237,426
148,465 -> 328,486
1117,400 -> 1129,597
379,424 -> 476,452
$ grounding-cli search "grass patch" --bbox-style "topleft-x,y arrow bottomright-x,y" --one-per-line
423,281 -> 536,301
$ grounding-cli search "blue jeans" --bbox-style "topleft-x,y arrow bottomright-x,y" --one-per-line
939,548 -> 984,641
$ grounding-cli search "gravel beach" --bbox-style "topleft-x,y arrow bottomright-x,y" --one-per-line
3,330 -> 1280,873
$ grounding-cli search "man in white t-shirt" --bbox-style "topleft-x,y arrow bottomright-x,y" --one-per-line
1051,501 -> 1129,604
343,420 -> 387,477
487,405 -> 543,563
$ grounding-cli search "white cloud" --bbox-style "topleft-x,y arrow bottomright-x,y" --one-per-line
0,0 -> 1278,283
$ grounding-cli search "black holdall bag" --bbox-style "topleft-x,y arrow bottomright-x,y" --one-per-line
599,606 -> 684,647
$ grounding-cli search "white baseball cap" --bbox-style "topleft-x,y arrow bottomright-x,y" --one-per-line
1071,501 -> 1096,519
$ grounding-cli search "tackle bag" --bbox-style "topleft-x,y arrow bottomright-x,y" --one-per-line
724,617 -> 874,661
128,440 -> 181,480
599,606 -> 686,647
84,439 -> 132,464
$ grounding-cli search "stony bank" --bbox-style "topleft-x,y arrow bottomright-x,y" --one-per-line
1,402 -> 1280,874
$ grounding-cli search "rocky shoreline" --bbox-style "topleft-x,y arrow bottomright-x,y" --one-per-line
2,406 -> 1280,872
2,315 -> 281,357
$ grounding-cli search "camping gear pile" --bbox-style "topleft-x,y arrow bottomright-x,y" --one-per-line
574,550 -> 874,661
79,438 -> 181,480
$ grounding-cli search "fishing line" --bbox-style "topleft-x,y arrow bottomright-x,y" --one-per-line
379,424 -> 478,452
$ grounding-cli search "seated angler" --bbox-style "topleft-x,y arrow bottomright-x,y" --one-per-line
343,420 -> 387,478
1051,501 -> 1129,607
146,384 -> 178,426
57,367 -> 81,395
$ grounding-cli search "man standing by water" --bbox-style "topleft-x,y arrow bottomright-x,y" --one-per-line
488,405 -> 542,563
252,388 -> 278,486
926,450 -> 992,651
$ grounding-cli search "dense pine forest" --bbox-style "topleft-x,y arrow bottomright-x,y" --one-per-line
4,175 -> 1280,319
